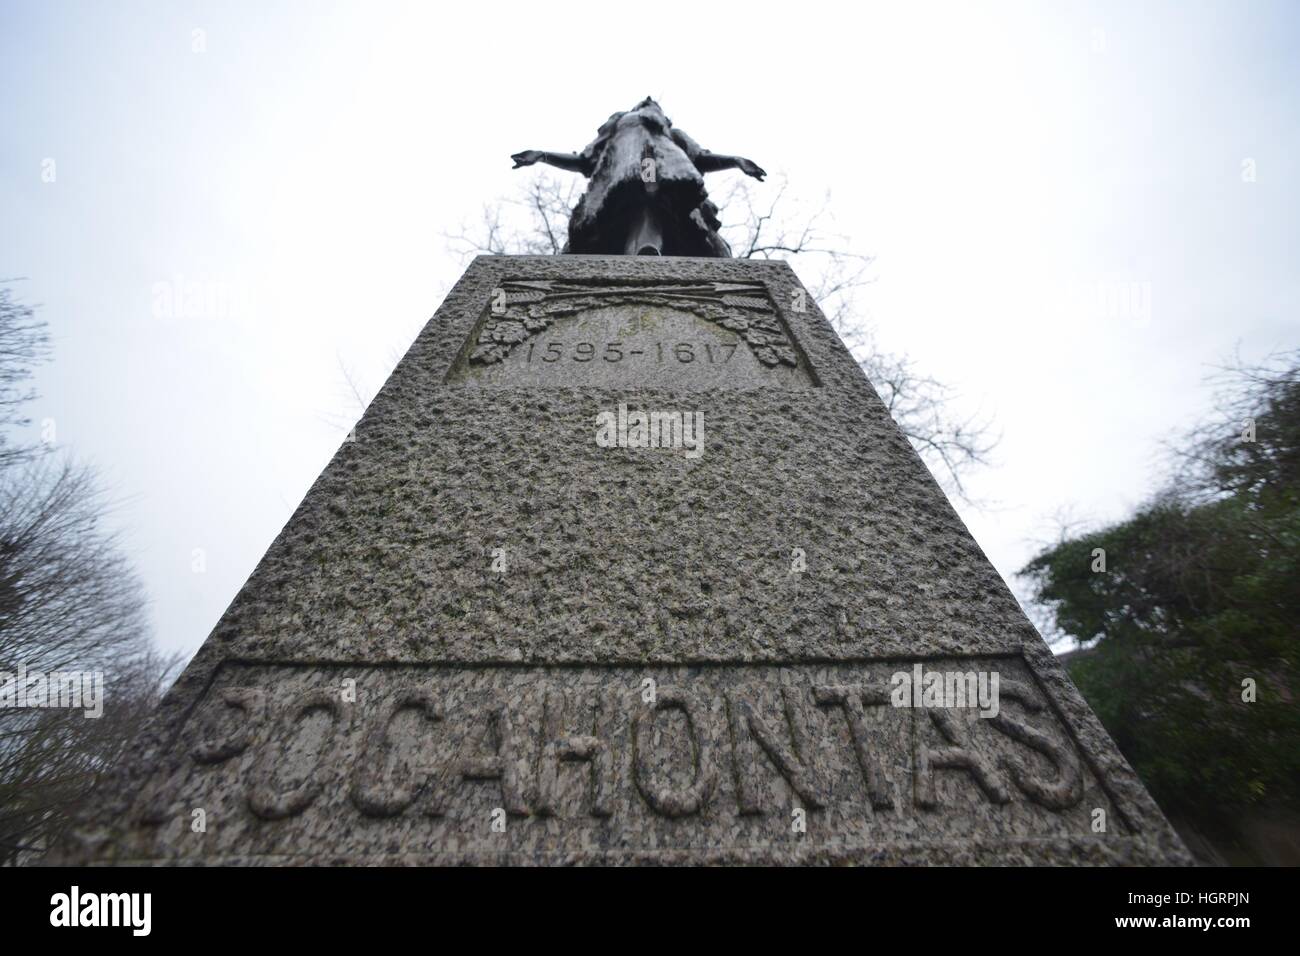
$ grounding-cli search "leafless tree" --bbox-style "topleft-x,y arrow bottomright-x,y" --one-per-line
1166,347 -> 1300,506
0,283 -> 179,864
445,176 -> 584,258
444,173 -> 997,497
0,284 -> 51,470
0,458 -> 180,865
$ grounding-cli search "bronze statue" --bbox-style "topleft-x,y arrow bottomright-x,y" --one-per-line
512,98 -> 766,257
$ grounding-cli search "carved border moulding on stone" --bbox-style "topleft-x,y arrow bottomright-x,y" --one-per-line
468,279 -> 803,369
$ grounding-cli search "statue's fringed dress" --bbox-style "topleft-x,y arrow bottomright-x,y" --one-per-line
568,107 -> 729,257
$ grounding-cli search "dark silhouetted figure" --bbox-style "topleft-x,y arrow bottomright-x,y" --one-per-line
512,98 -> 766,257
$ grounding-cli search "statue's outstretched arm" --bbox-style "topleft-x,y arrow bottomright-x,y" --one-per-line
672,128 -> 765,181
511,150 -> 590,174
694,152 -> 766,180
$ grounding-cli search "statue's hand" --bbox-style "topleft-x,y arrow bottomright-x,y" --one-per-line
738,158 -> 766,181
511,150 -> 544,168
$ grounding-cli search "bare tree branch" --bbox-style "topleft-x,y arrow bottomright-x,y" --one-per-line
0,456 -> 178,864
444,177 -> 582,259
0,283 -> 52,469
0,281 -> 178,864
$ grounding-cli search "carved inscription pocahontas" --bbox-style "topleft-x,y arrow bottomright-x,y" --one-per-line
126,658 -> 1131,861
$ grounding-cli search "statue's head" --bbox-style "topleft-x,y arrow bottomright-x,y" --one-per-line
633,97 -> 669,123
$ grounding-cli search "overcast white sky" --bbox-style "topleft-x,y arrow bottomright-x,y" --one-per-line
2,0 -> 1296,660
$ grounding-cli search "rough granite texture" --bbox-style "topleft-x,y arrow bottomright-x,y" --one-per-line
51,256 -> 1193,866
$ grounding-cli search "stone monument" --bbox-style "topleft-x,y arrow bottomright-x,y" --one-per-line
54,105 -> 1192,865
